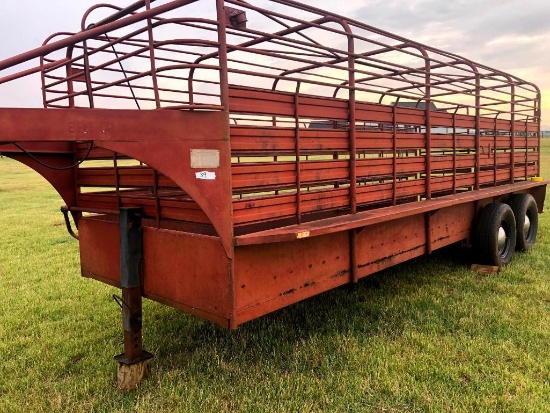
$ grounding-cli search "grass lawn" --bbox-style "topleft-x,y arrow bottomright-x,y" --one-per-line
0,143 -> 549,412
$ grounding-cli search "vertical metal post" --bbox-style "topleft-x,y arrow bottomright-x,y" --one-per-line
510,83 -> 516,183
474,100 -> 480,190
417,45 -> 431,200
113,152 -> 122,208
82,38 -> 95,109
493,117 -> 498,186
425,102 -> 432,200
452,112 -> 457,194
341,20 -> 358,285
294,83 -> 302,224
145,0 -> 161,109
472,69 -> 481,191
536,92 -> 541,176
65,61 -> 76,109
338,20 -> 356,214
524,119 -> 529,179
40,55 -> 49,108
420,46 -> 433,254
153,169 -> 161,228
392,105 -> 397,206
216,0 -> 230,110
114,207 -> 153,392
217,0 -> 237,330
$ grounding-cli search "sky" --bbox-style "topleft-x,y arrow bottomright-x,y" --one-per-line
0,0 -> 548,128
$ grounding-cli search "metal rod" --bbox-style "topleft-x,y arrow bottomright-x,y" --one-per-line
422,47 -> 432,200
392,104 -> 397,206
537,92 -> 541,177
525,120 -> 529,179
0,0 -> 198,72
493,117 -> 498,186
94,0 -> 158,28
452,112 -> 457,194
145,0 -> 162,109
294,83 -> 302,224
216,0 -> 230,110
511,83 -> 516,183
60,206 -> 79,240
474,73 -> 481,191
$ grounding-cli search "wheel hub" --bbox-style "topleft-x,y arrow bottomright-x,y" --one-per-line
523,215 -> 531,238
498,226 -> 507,252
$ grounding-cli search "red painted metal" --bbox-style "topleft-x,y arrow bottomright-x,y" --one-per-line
0,0 -> 546,333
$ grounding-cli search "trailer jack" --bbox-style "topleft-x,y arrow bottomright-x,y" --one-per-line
114,208 -> 153,392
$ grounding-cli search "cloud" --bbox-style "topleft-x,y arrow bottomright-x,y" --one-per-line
342,0 -> 549,127
346,1 -> 549,66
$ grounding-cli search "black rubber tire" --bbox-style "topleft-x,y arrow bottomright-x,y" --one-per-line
475,203 -> 516,266
508,194 -> 538,251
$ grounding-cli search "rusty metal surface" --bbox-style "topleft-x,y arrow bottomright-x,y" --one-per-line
0,0 -> 545,329
0,108 -> 234,257
80,216 -> 121,285
0,0 -> 541,235
229,85 -> 539,226
80,215 -> 233,326
234,231 -> 350,325
142,226 -> 232,323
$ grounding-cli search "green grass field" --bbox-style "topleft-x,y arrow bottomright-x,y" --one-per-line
1,144 -> 549,412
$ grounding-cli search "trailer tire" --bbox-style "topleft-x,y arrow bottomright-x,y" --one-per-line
508,194 -> 538,251
475,203 -> 516,266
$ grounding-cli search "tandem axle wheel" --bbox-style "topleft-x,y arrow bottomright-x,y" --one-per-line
474,194 -> 539,267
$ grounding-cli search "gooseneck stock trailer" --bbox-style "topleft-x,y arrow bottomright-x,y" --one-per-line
0,0 -> 546,388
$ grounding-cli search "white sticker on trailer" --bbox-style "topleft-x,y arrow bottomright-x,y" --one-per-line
196,171 -> 216,180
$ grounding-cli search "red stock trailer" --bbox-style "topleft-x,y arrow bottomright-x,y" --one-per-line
0,0 -> 546,385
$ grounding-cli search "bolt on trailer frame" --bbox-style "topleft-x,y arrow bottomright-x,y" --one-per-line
0,0 -> 546,386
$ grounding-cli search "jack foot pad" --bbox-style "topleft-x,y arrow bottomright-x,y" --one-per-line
115,351 -> 154,392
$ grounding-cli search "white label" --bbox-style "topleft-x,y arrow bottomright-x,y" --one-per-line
190,149 -> 220,169
196,171 -> 216,180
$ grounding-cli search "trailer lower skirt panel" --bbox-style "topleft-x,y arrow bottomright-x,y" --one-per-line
79,182 -> 545,328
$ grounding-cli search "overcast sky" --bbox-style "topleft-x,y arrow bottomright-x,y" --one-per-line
0,0 -> 548,128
